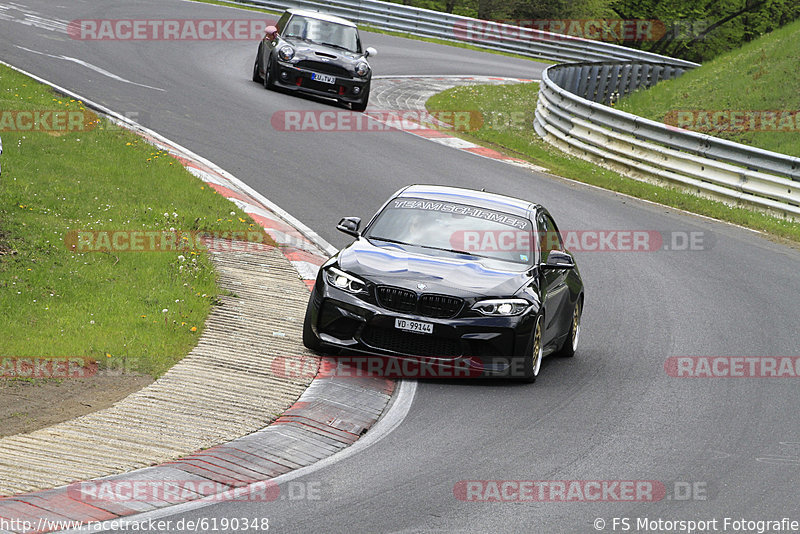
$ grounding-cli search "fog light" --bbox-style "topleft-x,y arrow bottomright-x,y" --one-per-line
280,71 -> 288,80
352,86 -> 361,95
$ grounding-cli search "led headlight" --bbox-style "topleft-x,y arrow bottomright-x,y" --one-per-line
355,62 -> 369,77
325,266 -> 367,294
472,298 -> 531,316
278,45 -> 295,61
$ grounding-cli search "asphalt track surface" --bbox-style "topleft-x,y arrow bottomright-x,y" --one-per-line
2,1 -> 800,532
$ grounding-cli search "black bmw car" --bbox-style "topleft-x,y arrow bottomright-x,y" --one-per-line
252,9 -> 376,111
303,185 -> 584,382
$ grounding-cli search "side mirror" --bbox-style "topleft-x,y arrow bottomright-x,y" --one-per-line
365,47 -> 377,58
265,25 -> 278,39
337,216 -> 361,237
542,250 -> 575,269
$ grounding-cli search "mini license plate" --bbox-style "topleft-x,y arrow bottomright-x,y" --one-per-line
395,318 -> 433,334
311,72 -> 336,84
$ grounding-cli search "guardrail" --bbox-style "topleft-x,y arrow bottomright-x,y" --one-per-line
535,62 -> 800,218
220,0 -> 696,66
226,0 -> 799,218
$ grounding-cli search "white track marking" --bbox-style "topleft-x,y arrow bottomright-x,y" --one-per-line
14,45 -> 166,92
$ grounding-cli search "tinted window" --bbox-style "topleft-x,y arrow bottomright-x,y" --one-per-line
538,213 -> 564,261
283,15 -> 360,52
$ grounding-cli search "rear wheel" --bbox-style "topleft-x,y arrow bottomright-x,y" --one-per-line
520,314 -> 543,383
558,298 -> 582,358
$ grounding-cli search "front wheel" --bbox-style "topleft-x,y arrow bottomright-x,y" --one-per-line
263,57 -> 276,90
520,314 -> 543,383
252,46 -> 263,83
557,297 -> 582,358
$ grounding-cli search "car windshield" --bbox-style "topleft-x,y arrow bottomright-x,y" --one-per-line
366,197 -> 535,265
283,15 -> 360,53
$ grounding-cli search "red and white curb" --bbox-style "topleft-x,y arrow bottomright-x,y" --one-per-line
370,75 -> 548,173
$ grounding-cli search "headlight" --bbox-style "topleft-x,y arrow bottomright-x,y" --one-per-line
472,298 -> 531,316
325,266 -> 367,294
278,45 -> 295,61
355,62 -> 369,77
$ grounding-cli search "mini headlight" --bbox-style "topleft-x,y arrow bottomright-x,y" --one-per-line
355,62 -> 369,77
278,45 -> 295,61
472,299 -> 531,316
325,266 -> 367,294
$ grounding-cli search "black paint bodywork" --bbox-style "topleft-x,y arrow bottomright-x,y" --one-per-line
303,185 -> 585,379
254,9 -> 372,109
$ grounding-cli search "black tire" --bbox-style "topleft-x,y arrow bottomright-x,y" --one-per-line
252,45 -> 263,83
351,84 -> 370,112
557,297 -> 582,358
520,314 -> 544,383
263,57 -> 276,90
302,296 -> 325,353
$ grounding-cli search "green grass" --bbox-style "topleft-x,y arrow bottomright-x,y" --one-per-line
0,65 -> 269,377
617,18 -> 800,157
426,82 -> 800,243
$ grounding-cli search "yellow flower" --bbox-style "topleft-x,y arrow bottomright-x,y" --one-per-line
106,353 -> 112,358
190,326 -> 197,332
140,314 -> 147,318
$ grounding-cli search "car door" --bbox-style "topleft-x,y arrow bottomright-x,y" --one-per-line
538,212 -> 571,347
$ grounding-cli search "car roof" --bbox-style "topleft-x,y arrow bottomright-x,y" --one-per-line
396,185 -> 539,219
286,9 -> 358,28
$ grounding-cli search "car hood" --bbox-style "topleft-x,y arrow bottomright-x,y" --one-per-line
285,39 -> 365,65
337,238 -> 530,298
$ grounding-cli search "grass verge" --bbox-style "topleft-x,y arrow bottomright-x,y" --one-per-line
426,82 -> 800,243
617,18 -> 800,157
0,64 -> 268,377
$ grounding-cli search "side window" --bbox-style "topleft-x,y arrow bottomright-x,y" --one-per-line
538,213 -> 563,262
276,12 -> 291,34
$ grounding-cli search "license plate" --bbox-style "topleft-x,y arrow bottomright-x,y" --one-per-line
311,72 -> 336,84
395,318 -> 433,334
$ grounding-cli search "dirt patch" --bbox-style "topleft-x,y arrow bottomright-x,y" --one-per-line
0,375 -> 153,437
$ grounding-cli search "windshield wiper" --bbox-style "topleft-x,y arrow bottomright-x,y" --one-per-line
369,236 -> 412,247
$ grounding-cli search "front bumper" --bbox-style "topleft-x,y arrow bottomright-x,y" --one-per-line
307,277 -> 537,378
273,61 -> 368,103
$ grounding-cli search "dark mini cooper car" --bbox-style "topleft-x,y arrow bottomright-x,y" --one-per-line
303,185 -> 585,382
252,9 -> 376,111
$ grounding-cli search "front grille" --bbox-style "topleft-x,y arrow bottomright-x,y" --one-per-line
419,294 -> 463,318
376,286 -> 416,313
377,286 -> 464,319
296,60 -> 351,78
361,326 -> 462,358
